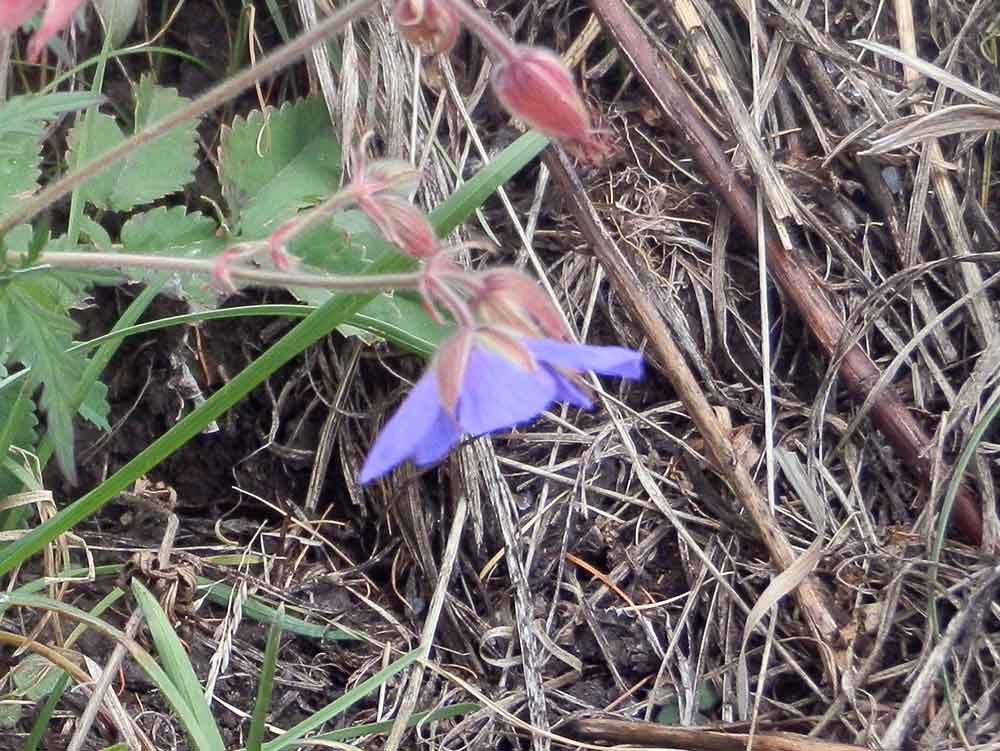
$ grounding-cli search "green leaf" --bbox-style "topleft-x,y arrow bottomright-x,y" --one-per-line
0,370 -> 39,454
0,93 -> 104,204
0,93 -> 104,141
119,206 -> 225,306
67,76 -> 199,212
80,381 -> 111,431
0,273 -> 85,480
0,131 -> 41,218
0,373 -> 38,499
219,97 -> 341,237
79,215 -> 113,250
66,112 -> 125,209
120,206 -> 223,256
12,654 -> 67,701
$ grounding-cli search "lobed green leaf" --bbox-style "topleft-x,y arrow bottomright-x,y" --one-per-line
66,76 -> 199,212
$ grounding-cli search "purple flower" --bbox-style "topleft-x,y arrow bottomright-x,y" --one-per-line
359,335 -> 643,484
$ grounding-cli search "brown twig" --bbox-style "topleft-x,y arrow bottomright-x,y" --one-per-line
587,0 -> 985,544
563,717 -> 869,751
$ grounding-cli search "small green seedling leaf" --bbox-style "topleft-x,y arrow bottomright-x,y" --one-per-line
67,76 -> 199,212
219,97 -> 341,237
12,654 -> 67,701
0,93 -> 104,214
0,652 -> 74,728
247,603 -> 284,751
0,132 -> 41,216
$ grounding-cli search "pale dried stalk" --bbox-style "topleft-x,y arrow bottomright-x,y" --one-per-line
545,147 -> 844,676
586,0 -> 984,544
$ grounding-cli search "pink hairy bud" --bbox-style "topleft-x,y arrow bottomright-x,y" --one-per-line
473,268 -> 572,342
492,46 -> 612,163
393,0 -> 460,55
368,194 -> 439,259
348,147 -> 437,259
363,159 -> 421,199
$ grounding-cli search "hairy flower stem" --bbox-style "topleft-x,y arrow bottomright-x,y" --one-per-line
0,0 -> 379,237
440,0 -> 518,63
7,250 -> 424,292
281,166 -> 423,252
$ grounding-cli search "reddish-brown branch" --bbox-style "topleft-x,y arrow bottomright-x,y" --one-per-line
587,0 -> 984,544
564,718 -> 869,751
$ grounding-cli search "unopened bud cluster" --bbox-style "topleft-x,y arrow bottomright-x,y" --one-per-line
392,0 -> 611,161
349,149 -> 643,483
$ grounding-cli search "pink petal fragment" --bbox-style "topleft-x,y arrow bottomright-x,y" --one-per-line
0,0 -> 45,31
27,0 -> 85,62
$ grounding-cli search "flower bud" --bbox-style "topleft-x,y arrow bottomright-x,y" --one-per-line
366,194 -> 439,259
472,267 -> 572,342
393,0 -> 460,55
363,158 -> 420,200
493,47 -> 593,141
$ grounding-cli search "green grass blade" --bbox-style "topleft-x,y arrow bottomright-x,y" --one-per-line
197,578 -> 354,641
246,603 -> 284,751
428,130 -> 549,236
41,48 -> 209,96
311,703 -> 477,743
67,305 -> 314,355
927,383 -> 1000,747
261,647 -> 424,751
4,592 -> 219,751
261,0 -> 293,42
131,580 -> 225,750
22,670 -> 71,751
